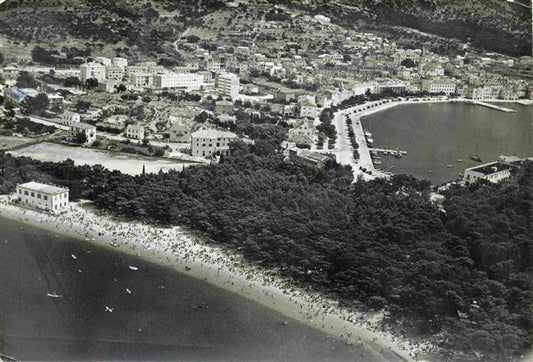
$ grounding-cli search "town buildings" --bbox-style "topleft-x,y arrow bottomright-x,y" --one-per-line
463,162 -> 516,184
69,122 -> 97,145
16,181 -> 69,213
421,79 -> 457,94
152,73 -> 203,90
191,129 -> 237,157
125,124 -> 145,140
61,111 -> 80,126
216,72 -> 240,100
80,62 -> 106,82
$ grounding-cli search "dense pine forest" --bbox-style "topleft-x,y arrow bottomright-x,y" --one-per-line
0,150 -> 531,360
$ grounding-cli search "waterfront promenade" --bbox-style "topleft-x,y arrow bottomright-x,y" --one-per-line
331,97 -> 527,183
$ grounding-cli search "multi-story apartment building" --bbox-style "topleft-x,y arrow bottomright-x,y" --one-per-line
61,111 -> 80,126
131,73 -> 153,88
80,62 -> 106,82
216,72 -> 240,100
421,79 -> 457,94
69,123 -> 96,145
125,124 -> 145,140
152,73 -> 203,90
16,181 -> 69,213
106,66 -> 125,81
191,130 -> 237,157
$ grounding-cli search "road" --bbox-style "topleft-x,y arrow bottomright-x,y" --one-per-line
11,110 -> 207,164
15,113 -> 70,131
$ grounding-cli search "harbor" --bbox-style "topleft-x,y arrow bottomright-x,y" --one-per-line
361,101 -> 532,184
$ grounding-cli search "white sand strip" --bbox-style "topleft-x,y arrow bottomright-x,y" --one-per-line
1,197 -> 436,360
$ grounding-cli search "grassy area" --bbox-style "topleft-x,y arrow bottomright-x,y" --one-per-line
0,136 -> 33,150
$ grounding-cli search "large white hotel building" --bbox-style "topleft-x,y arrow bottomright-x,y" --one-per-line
16,181 -> 69,213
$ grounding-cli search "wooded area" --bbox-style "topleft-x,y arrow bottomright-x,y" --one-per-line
0,151 -> 531,360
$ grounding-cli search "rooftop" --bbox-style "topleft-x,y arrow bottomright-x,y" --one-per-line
466,161 -> 515,175
18,181 -> 68,195
192,129 -> 237,139
71,122 -> 96,131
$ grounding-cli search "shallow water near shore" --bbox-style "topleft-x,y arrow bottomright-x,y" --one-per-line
0,216 -> 378,361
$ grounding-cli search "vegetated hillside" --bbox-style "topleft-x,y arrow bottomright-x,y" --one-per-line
0,149 -> 531,361
0,0 -> 225,61
310,0 -> 531,57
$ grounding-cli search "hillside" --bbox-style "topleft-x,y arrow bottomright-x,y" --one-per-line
302,0 -> 531,57
0,0 -> 529,59
0,0 -> 225,62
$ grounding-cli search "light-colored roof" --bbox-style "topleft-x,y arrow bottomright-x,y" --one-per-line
191,129 -> 237,139
18,181 -> 68,195
71,122 -> 96,130
82,62 -> 105,68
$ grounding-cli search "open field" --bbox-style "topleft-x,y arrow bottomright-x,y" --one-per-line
8,142 -> 196,175
0,135 -> 34,150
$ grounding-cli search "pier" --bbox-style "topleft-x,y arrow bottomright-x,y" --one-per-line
469,101 -> 516,113
368,148 -> 407,157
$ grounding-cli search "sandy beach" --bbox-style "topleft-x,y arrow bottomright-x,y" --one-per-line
0,196 -> 440,361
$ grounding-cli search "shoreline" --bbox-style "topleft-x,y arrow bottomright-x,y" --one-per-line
0,197 -> 434,361
334,98 -> 525,182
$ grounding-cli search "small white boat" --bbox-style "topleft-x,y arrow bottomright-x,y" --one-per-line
126,288 -> 132,295
366,138 -> 374,145
364,131 -> 373,138
71,254 -> 77,260
105,306 -> 114,313
129,266 -> 139,271
446,164 -> 453,168
47,293 -> 62,298
374,160 -> 382,165
110,242 -> 119,248
456,159 -> 463,162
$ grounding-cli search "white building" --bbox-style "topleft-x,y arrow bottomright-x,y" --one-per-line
94,57 -> 112,66
126,124 -> 145,140
112,57 -> 128,67
131,73 -> 153,88
191,129 -> 237,157
69,122 -> 96,145
216,72 -> 240,100
463,162 -> 515,184
16,181 -> 69,213
421,79 -> 457,94
61,111 -> 80,126
80,62 -> 106,82
152,73 -> 203,90
106,66 -> 125,81
299,100 -> 317,119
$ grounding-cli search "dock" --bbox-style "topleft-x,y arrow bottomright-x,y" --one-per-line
368,148 -> 407,157
469,101 -> 516,113
516,100 -> 533,106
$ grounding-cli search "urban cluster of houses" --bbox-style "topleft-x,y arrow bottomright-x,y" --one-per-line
0,6 -> 531,163
78,56 -> 239,99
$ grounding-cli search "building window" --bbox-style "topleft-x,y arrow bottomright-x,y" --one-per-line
24,190 -> 29,196
44,195 -> 48,200
37,194 -> 41,199
31,192 -> 35,197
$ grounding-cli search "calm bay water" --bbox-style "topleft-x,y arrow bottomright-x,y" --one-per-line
361,102 -> 533,184
0,216 -> 376,361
